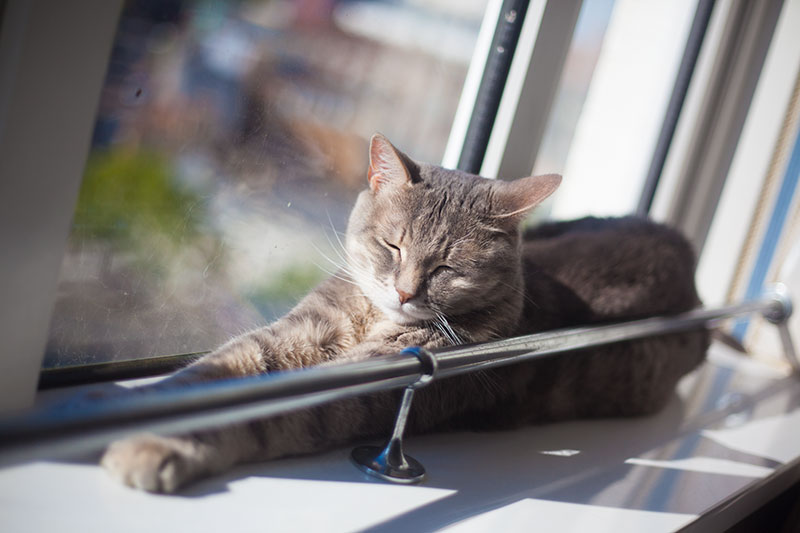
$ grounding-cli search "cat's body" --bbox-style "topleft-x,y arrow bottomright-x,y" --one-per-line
101,135 -> 708,493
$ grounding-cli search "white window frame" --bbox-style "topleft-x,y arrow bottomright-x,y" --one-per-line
694,0 -> 800,307
0,0 -> 123,413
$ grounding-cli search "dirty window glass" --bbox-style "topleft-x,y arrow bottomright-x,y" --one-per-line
45,0 -> 488,367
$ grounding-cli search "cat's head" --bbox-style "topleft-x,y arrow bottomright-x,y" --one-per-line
345,134 -> 560,325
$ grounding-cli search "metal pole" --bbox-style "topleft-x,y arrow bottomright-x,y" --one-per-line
352,347 -> 438,483
0,288 -> 793,467
458,0 -> 530,174
636,0 -> 716,216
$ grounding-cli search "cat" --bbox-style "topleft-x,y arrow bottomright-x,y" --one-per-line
100,134 -> 709,493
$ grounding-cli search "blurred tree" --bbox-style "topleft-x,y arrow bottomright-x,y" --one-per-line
73,149 -> 202,248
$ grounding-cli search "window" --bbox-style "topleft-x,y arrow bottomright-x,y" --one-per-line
27,0 -> 791,379
44,0 -> 489,368
42,0 -> 709,369
538,0 -> 698,219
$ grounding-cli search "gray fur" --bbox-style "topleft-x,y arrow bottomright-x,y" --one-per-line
101,135 -> 708,493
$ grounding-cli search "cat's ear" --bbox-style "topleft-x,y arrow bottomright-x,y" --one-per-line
493,174 -> 562,225
368,133 -> 412,193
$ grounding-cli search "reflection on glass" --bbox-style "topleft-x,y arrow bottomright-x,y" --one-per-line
532,0 -> 615,177
544,0 -> 698,218
45,0 -> 486,367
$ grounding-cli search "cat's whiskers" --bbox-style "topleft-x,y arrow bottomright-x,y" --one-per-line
319,216 -> 365,275
432,320 -> 450,344
442,313 -> 465,344
433,312 -> 464,346
320,226 -> 396,307
319,227 -> 352,268
326,215 -> 365,270
316,264 -> 360,287
311,240 -> 346,271
316,231 -> 385,297
309,244 -> 362,288
321,224 -> 385,296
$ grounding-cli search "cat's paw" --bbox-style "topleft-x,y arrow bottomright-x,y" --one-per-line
101,434 -> 201,493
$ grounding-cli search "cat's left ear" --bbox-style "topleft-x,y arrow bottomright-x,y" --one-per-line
367,133 -> 413,193
493,174 -> 562,225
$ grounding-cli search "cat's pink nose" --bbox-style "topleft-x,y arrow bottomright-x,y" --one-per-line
396,288 -> 414,304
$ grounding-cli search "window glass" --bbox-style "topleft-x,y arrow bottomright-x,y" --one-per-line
532,0 -> 615,178
534,0 -> 698,219
45,0 -> 487,367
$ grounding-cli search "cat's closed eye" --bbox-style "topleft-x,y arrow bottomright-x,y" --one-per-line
377,238 -> 401,257
432,265 -> 456,276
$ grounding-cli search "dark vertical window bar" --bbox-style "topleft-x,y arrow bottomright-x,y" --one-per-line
636,0 -> 716,216
457,0 -> 530,175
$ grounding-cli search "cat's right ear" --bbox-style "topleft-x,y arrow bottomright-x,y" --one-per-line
368,133 -> 412,193
493,174 -> 562,225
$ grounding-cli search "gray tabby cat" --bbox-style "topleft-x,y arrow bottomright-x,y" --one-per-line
102,134 -> 708,493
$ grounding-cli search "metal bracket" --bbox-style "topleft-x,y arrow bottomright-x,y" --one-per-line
351,347 -> 438,483
762,284 -> 800,374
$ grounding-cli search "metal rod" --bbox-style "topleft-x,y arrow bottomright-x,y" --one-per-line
0,290 -> 792,467
777,322 -> 800,374
351,347 -> 437,483
433,299 -> 775,379
457,0 -> 529,174
636,0 -> 716,215
389,388 -> 416,446
351,388 -> 426,483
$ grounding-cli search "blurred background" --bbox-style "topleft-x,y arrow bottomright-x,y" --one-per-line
46,0 -> 490,366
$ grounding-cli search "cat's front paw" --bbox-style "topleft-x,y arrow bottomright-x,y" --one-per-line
101,434 -> 202,493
